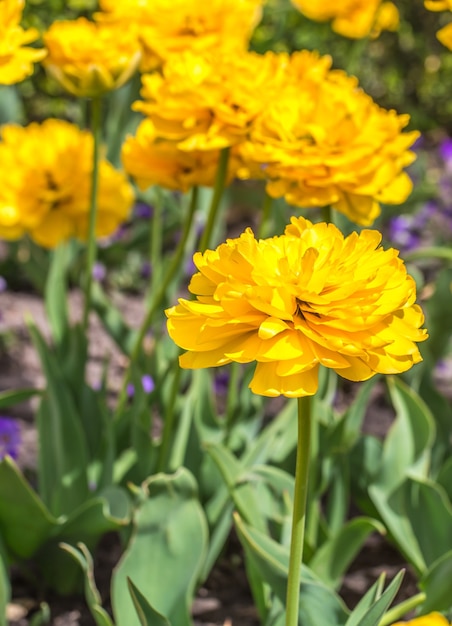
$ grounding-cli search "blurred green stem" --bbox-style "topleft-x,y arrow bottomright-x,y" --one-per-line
149,188 -> 163,301
321,205 -> 332,224
225,362 -> 241,436
258,191 -> 273,239
115,186 -> 198,417
82,96 -> 102,332
404,246 -> 452,263
199,147 -> 230,253
285,395 -> 312,626
157,366 -> 182,472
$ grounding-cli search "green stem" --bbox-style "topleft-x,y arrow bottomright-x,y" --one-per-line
379,593 -> 426,626
285,395 -> 312,626
258,191 -> 273,239
82,96 -> 103,331
403,246 -> 452,263
321,205 -> 332,224
157,366 -> 182,472
149,188 -> 164,301
199,147 -> 230,253
115,187 -> 198,416
225,362 -> 240,435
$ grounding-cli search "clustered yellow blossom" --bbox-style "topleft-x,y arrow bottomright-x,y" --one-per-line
237,52 -> 419,226
424,0 -> 452,50
43,17 -> 141,97
392,613 -> 451,626
0,0 -> 45,85
96,0 -> 262,72
0,119 -> 134,248
290,0 -> 399,39
124,49 -> 418,225
166,216 -> 427,398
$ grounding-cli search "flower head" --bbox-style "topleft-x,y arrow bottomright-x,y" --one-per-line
0,416 -> 21,460
0,119 -> 134,248
238,52 -> 419,226
291,0 -> 399,39
43,17 -> 141,97
0,0 -> 46,85
121,118 -> 240,192
166,217 -> 427,398
96,0 -> 262,71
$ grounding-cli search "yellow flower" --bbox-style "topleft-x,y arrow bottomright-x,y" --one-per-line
0,119 -> 134,248
238,52 -> 419,226
291,0 -> 399,39
166,216 -> 427,398
121,118 -> 239,192
133,50 -> 285,151
425,0 -> 452,10
392,613 -> 451,626
96,0 -> 262,72
43,17 -> 141,98
0,0 -> 46,85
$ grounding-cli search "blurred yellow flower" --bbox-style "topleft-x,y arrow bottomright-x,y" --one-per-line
43,17 -> 141,98
291,0 -> 399,39
0,0 -> 46,85
133,50 -> 285,151
96,0 -> 262,71
122,119 -> 239,192
392,613 -> 451,626
425,0 -> 452,10
166,216 -> 427,398
238,52 -> 419,226
0,119 -> 134,248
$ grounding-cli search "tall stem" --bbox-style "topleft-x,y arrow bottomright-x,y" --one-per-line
83,96 -> 103,331
199,147 -> 230,253
115,187 -> 198,417
149,187 -> 164,301
285,395 -> 312,626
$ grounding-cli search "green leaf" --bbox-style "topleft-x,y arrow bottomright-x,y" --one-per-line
0,534 -> 9,626
419,550 -> 452,613
91,283 -> 137,355
0,457 -> 58,558
45,243 -> 71,344
127,579 -> 171,626
29,322 -> 90,516
112,469 -> 208,626
0,387 -> 41,409
60,543 -> 115,626
308,517 -> 386,588
234,514 -> 349,626
344,575 -> 386,626
353,570 -> 404,626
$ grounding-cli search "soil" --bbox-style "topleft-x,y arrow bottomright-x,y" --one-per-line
0,290 -> 420,625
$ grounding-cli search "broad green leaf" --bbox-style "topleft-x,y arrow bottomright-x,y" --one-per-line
309,517 -> 386,588
112,469 -> 208,626
127,579 -> 171,626
419,550 -> 452,613
437,457 -> 452,503
344,575 -> 386,626
330,379 -> 379,451
61,543 -> 114,626
29,322 -> 90,516
0,457 -> 57,558
405,478 -> 452,568
45,243 -> 71,344
0,387 -> 41,409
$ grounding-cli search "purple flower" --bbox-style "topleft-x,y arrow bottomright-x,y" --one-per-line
141,375 -> 155,394
92,262 -> 106,282
126,383 -> 135,398
0,417 -> 21,460
440,137 -> 452,164
214,370 -> 230,396
141,261 -> 152,279
134,203 -> 153,220
388,215 -> 421,251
